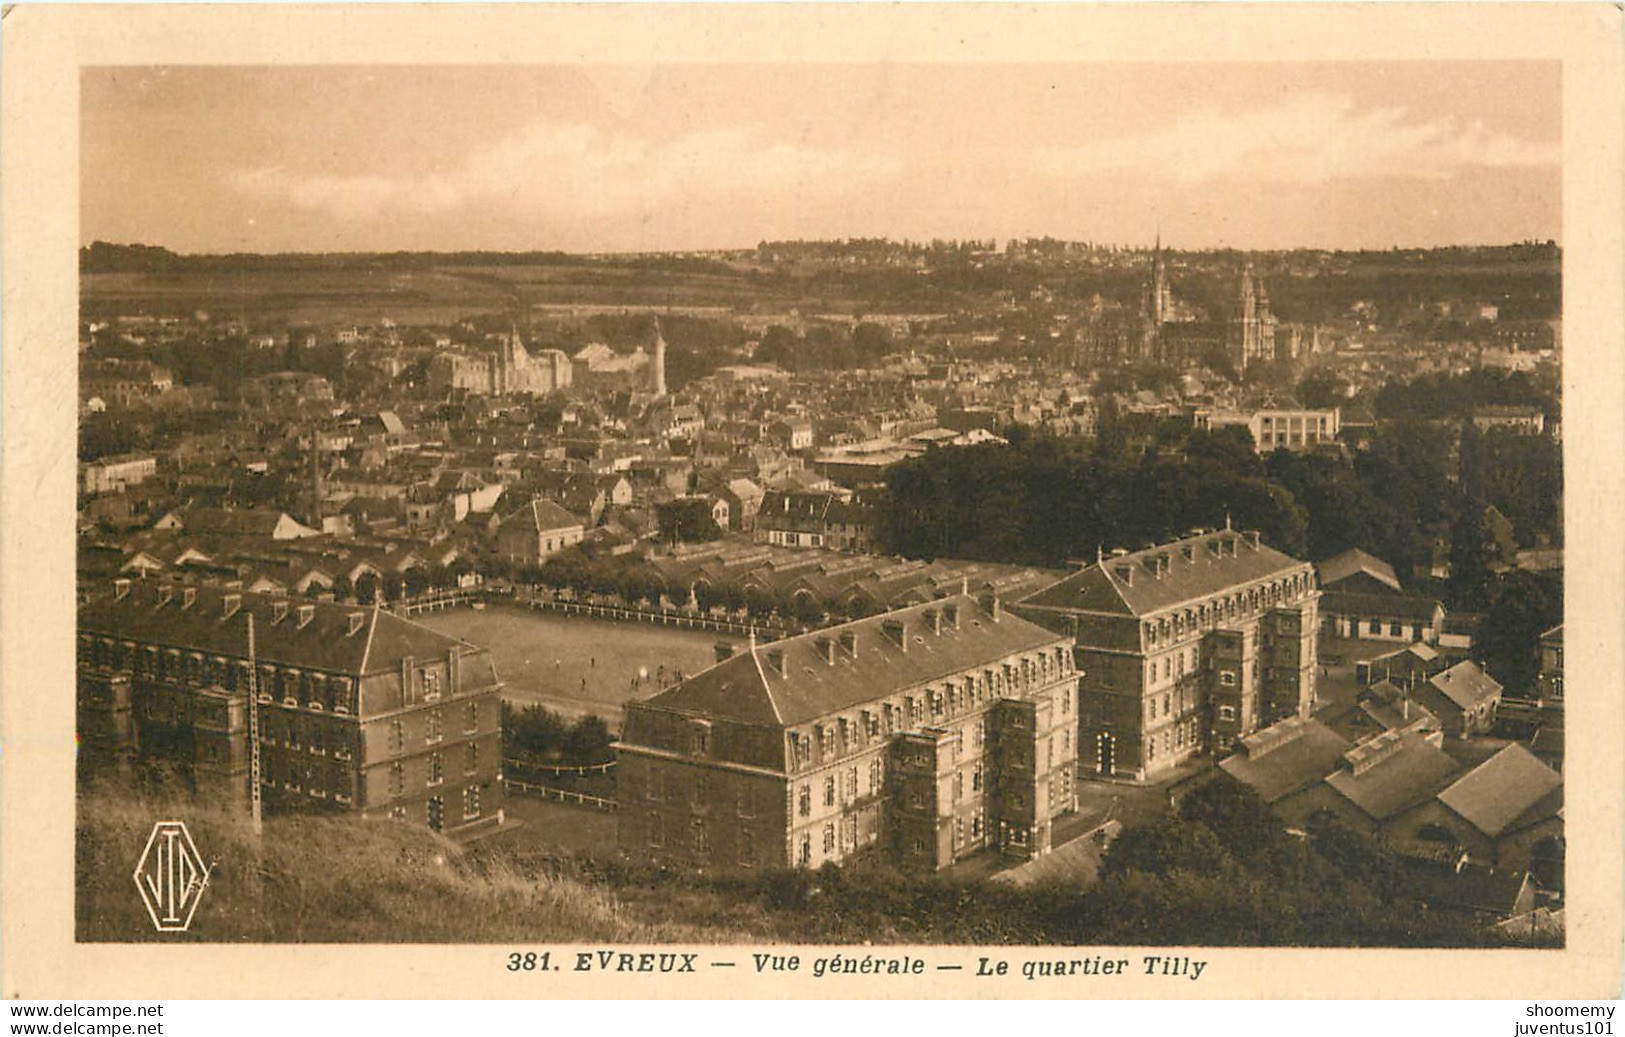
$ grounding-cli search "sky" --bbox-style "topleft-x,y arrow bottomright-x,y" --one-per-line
81,62 -> 1561,254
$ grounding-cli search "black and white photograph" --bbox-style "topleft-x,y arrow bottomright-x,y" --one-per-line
3,1 -> 1621,1007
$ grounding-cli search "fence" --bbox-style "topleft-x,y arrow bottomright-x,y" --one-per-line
503,758 -> 615,777
389,592 -> 483,616
514,595 -> 793,639
503,776 -> 618,811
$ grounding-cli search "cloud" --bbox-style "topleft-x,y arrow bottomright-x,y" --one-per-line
1035,93 -> 1559,185
230,122 -> 901,226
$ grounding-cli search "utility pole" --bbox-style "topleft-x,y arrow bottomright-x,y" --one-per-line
245,612 -> 263,837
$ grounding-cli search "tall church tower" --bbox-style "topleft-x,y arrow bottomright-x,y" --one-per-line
650,317 -> 668,397
1235,263 -> 1277,370
1148,232 -> 1172,326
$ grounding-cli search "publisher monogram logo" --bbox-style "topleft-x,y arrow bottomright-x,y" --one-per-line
133,821 -> 211,933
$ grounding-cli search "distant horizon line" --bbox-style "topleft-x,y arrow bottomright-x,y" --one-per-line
79,237 -> 1563,260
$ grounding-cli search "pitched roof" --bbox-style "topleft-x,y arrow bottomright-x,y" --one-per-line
1325,731 -> 1461,821
1436,743 -> 1563,839
1219,717 -> 1352,804
502,498 -> 583,534
1317,548 -> 1402,592
1321,589 -> 1443,623
636,594 -> 1068,729
79,582 -> 490,681
1427,660 -> 1503,711
1018,529 -> 1309,618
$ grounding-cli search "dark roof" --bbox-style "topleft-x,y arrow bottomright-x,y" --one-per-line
1321,589 -> 1443,623
79,582 -> 491,682
1325,731 -> 1461,821
1219,717 -> 1352,804
1019,529 -> 1309,619
635,594 -> 1068,728
1437,744 -> 1563,839
1403,861 -> 1531,917
1317,548 -> 1401,592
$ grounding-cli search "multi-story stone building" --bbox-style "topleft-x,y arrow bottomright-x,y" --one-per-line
614,594 -> 1078,872
1192,406 -> 1342,453
1014,526 -> 1319,780
77,581 -> 504,836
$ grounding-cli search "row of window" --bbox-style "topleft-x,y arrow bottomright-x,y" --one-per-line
386,743 -> 482,795
388,787 -> 482,830
80,635 -> 359,714
1141,572 -> 1312,649
385,703 -> 481,754
785,654 -> 1073,771
262,757 -> 354,803
795,757 -> 887,817
1144,718 -> 1202,762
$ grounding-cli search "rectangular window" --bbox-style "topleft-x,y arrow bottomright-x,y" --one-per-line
868,758 -> 883,794
822,823 -> 836,854
1219,671 -> 1236,687
423,670 -> 441,702
738,829 -> 754,867
1218,705 -> 1237,722
463,785 -> 481,820
692,820 -> 709,858
427,752 -> 443,786
798,784 -> 811,817
823,776 -> 836,807
390,719 -> 404,754
648,812 -> 665,847
425,710 -> 442,744
389,761 -> 404,795
465,741 -> 478,774
464,702 -> 478,734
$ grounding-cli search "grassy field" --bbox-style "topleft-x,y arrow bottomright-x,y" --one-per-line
415,604 -> 722,722
75,779 -> 731,943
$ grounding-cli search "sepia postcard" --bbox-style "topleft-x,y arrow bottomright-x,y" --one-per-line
2,2 -> 1622,1002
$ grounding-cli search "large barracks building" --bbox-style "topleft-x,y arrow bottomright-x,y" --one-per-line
615,594 -> 1079,871
1015,526 -> 1319,781
77,580 -> 504,836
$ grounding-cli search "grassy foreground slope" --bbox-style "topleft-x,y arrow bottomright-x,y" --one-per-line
75,781 -> 739,943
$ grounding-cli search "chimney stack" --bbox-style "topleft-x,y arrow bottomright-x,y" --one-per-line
989,596 -> 1003,622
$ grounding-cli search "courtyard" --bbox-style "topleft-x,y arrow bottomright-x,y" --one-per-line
416,603 -> 724,722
